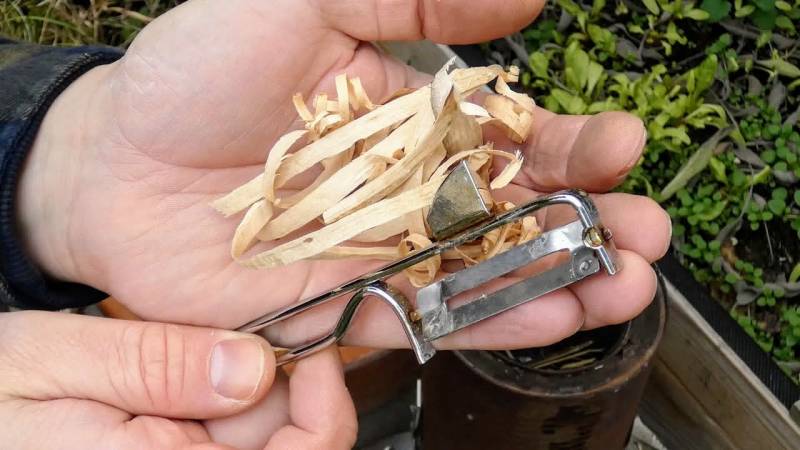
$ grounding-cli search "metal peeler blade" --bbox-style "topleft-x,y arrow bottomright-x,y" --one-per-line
236,160 -> 619,366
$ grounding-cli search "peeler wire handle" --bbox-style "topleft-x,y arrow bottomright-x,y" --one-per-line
271,281 -> 435,367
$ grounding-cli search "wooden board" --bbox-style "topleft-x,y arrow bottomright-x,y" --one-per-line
639,281 -> 800,449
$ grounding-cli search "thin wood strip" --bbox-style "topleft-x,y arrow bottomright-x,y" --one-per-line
241,177 -> 445,268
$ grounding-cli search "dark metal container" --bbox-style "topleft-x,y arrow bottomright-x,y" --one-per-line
421,276 -> 667,450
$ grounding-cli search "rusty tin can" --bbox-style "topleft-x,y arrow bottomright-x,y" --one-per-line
421,275 -> 667,450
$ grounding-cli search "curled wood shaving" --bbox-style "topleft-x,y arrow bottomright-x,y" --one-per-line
213,63 -> 543,285
241,177 -> 445,268
483,95 -> 534,143
400,233 -> 440,287
263,130 -> 308,202
232,200 -> 273,258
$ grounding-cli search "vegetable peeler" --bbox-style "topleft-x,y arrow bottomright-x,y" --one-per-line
236,161 -> 620,366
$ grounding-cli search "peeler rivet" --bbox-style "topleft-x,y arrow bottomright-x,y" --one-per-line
584,227 -> 604,248
409,310 -> 423,322
579,260 -> 591,274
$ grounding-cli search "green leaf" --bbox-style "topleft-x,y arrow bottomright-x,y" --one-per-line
556,0 -> 584,17
697,200 -> 728,221
752,6 -> 778,30
585,61 -> 605,96
700,0 -> 731,21
686,8 -> 712,20
709,156 -> 727,182
749,166 -> 772,185
707,33 -> 732,54
735,4 -> 756,16
775,0 -> 792,11
655,126 -> 692,144
592,0 -> 607,15
642,0 -> 660,15
688,55 -> 719,99
775,15 -> 796,31
794,190 -> 800,206
587,24 -> 616,54
564,42 -> 591,90
528,52 -> 549,79
660,128 -> 730,200
768,198 -> 786,214
628,24 -> 644,34
757,58 -> 800,78
774,187 -> 788,200
789,262 -> 800,283
550,89 -> 588,115
753,0 -> 776,11
665,21 -> 688,45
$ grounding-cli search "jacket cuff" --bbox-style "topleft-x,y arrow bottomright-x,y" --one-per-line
0,39 -> 123,310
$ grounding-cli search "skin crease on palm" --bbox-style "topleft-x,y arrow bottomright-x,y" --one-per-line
5,0 -> 671,448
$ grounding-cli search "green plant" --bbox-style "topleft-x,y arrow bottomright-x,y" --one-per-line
486,0 -> 800,383
0,0 -> 177,47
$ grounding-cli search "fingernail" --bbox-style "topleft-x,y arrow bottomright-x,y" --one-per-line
210,338 -> 265,401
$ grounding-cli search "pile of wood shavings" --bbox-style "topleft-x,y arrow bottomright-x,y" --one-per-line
212,62 -> 542,287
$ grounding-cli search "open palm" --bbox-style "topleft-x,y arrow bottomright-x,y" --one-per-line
34,0 -> 670,353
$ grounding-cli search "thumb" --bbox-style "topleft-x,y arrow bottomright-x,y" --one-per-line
0,311 -> 275,419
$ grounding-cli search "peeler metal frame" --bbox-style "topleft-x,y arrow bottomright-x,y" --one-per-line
236,161 -> 620,366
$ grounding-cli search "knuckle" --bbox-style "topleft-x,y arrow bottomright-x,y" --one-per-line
116,322 -> 187,411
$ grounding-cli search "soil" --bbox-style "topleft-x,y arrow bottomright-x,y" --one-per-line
736,219 -> 800,281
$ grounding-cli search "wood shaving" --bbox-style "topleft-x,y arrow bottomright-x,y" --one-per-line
213,63 -> 542,286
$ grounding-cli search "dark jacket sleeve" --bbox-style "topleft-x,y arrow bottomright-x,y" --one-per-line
0,38 -> 123,310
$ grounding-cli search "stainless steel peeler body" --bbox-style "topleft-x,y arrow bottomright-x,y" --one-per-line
236,161 -> 619,366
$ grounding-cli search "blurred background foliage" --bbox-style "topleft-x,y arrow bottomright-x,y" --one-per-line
0,1 -> 178,47
2,0 -> 800,381
483,0 -> 800,381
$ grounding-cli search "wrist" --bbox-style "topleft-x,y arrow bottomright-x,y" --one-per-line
17,64 -> 115,284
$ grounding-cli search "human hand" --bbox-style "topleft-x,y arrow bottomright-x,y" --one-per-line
0,311 -> 355,449
20,0 -> 670,353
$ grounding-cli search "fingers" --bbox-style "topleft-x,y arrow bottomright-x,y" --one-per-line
205,372 -> 292,450
0,396 -> 238,450
0,311 -> 275,420
112,416 -> 238,450
315,0 -> 544,44
570,250 -> 657,329
537,192 -> 671,263
264,347 -> 358,450
496,187 -> 671,263
490,110 -> 647,192
261,274 -> 585,351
